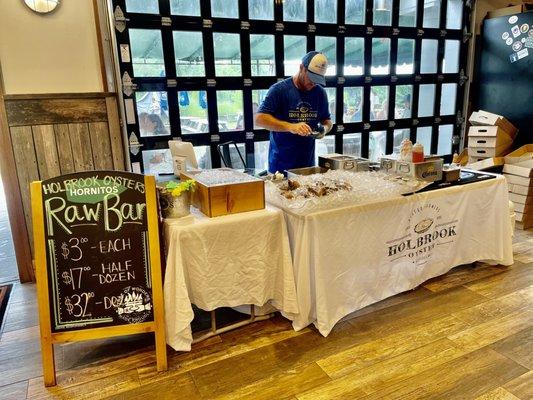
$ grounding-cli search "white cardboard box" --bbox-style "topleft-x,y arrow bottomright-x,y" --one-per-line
503,160 -> 533,178
468,126 -> 513,148
508,183 -> 533,196
504,145 -> 533,165
468,143 -> 511,158
515,202 -> 533,214
505,173 -> 533,187
467,157 -> 504,170
468,110 -> 518,138
509,192 -> 533,205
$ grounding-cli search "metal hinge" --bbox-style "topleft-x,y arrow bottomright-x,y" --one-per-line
463,31 -> 473,43
207,79 -> 216,87
203,19 -> 212,28
337,125 -> 344,132
459,69 -> 469,86
241,21 -> 250,30
162,17 -> 172,26
122,71 -> 137,97
210,135 -> 220,142
308,24 -> 316,33
366,27 -> 374,35
246,132 -> 254,140
364,123 -> 371,130
412,119 -> 419,126
389,121 -> 396,128
114,6 -> 129,33
244,79 -> 252,86
338,25 -> 346,34
456,111 -> 465,126
392,28 -> 400,36
337,77 -> 345,84
167,79 -> 177,88
128,132 -> 143,156
275,23 -> 284,31
417,29 -> 424,36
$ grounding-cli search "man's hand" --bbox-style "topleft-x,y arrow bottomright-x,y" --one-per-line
289,122 -> 313,136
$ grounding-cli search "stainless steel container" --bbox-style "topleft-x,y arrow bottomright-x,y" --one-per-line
395,158 -> 444,182
285,166 -> 328,178
319,154 -> 370,171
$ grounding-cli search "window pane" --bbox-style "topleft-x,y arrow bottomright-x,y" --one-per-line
394,129 -> 411,152
346,0 -> 365,24
142,149 -> 173,176
254,141 -> 269,171
440,83 -> 457,115
284,35 -> 306,76
315,0 -> 337,23
421,39 -> 438,74
324,88 -> 336,123
399,0 -> 417,27
345,38 -> 364,75
423,0 -> 441,28
395,85 -> 413,119
220,143 -> 246,169
126,0 -> 158,14
371,86 -> 389,121
315,136 -> 336,164
252,90 -> 269,129
173,31 -> 205,77
170,0 -> 200,16
343,87 -> 363,122
443,40 -> 460,73
284,0 -> 306,21
250,34 -> 275,76
438,125 -> 453,155
446,0 -> 463,29
416,127 -> 432,152
369,131 -> 387,161
343,133 -> 362,156
374,0 -> 392,26
211,0 -> 238,18
372,38 -> 391,75
129,29 -> 165,77
316,37 -> 337,76
249,0 -> 274,20
418,84 -> 436,117
217,90 -> 244,132
397,39 -> 415,74
214,33 -> 241,76
178,91 -> 208,134
195,145 -> 212,169
136,91 -> 170,137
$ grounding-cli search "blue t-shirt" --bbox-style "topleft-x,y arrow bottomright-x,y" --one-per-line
258,78 -> 330,173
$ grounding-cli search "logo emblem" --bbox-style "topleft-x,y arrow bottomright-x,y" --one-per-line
116,286 -> 152,323
414,218 -> 434,234
513,41 -> 523,51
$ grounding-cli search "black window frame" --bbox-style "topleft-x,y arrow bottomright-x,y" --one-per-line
112,0 -> 471,172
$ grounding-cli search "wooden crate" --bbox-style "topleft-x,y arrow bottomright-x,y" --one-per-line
180,169 -> 265,217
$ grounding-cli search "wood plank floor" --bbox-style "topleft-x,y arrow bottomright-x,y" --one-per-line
0,229 -> 531,400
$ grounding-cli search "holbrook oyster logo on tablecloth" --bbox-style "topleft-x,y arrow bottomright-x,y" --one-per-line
386,203 -> 458,265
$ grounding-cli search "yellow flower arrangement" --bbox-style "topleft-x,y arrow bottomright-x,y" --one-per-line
163,179 -> 196,197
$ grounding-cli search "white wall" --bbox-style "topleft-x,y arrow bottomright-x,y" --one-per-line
0,1 -> 103,94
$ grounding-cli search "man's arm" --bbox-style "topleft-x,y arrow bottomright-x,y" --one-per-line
255,113 -> 313,136
321,119 -> 333,134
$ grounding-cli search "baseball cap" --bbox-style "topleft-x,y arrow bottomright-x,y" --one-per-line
301,51 -> 328,86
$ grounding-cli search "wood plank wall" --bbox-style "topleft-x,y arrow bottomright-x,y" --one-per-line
3,93 -> 126,270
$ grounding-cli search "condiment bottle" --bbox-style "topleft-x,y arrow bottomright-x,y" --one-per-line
412,142 -> 424,163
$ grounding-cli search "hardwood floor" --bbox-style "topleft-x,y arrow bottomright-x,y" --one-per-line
0,229 -> 531,399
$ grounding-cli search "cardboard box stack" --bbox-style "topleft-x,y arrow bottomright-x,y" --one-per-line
503,145 -> 533,229
467,110 -> 518,169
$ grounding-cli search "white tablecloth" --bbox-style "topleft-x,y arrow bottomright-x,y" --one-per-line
163,207 -> 299,351
281,175 -> 513,336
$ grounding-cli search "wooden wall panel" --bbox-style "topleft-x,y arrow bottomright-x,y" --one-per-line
54,124 -> 76,175
105,97 -> 126,170
10,126 -> 40,254
69,123 -> 95,172
32,125 -> 61,180
5,98 -> 108,126
2,93 -> 127,282
89,121 -> 114,170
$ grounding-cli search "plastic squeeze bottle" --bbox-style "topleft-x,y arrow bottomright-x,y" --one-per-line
412,142 -> 424,163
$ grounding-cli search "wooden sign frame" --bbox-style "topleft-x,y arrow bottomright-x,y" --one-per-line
31,174 -> 167,386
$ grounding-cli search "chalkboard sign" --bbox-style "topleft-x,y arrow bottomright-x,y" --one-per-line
31,171 -> 167,386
